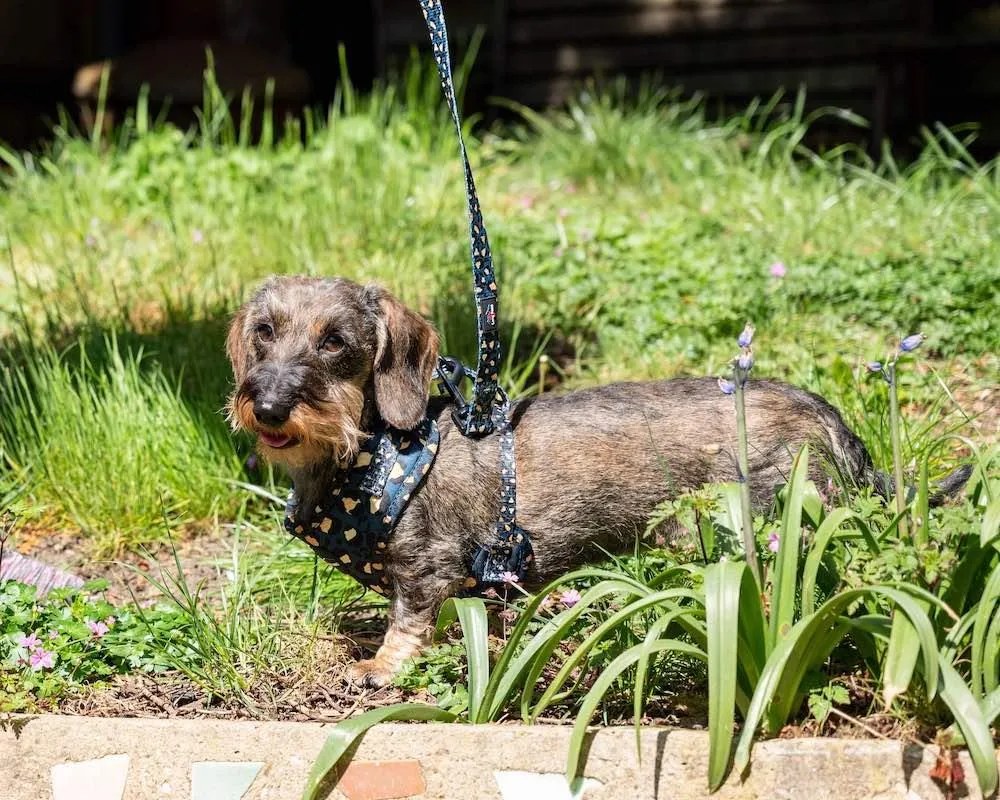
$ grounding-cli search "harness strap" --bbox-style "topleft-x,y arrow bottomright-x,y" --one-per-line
419,0 -> 500,437
435,360 -> 535,588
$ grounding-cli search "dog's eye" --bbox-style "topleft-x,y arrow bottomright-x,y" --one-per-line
320,333 -> 344,354
255,323 -> 274,343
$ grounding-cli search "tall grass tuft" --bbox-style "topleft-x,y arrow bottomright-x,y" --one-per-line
0,337 -> 243,552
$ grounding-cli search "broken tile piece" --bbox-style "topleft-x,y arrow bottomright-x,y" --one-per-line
51,753 -> 129,800
337,760 -> 426,800
494,771 -> 602,800
191,761 -> 264,800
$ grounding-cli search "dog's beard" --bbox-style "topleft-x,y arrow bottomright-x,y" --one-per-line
227,383 -> 366,470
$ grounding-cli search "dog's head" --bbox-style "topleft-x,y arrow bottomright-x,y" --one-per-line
226,276 -> 440,470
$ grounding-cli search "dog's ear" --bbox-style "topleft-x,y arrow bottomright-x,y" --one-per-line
226,306 -> 250,386
368,286 -> 440,430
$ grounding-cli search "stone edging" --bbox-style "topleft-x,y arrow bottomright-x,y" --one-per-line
0,715 -> 989,799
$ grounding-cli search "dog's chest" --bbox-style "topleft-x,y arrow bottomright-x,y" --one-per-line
283,420 -> 439,594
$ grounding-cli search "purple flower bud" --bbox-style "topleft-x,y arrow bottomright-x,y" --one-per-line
899,333 -> 925,353
738,351 -> 754,371
737,323 -> 755,349
867,361 -> 883,373
718,377 -> 735,395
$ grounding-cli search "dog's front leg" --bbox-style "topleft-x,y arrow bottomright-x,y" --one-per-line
350,591 -> 437,688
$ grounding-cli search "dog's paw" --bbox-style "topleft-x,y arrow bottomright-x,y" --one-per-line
348,658 -> 396,689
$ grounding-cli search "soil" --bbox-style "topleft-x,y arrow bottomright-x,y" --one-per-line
10,526 -> 234,606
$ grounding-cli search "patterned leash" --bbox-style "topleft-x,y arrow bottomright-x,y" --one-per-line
418,0 -> 534,586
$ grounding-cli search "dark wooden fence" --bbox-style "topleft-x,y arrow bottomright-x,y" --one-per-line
3,1 -> 1000,153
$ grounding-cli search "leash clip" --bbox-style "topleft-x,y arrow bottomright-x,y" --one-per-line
434,356 -> 472,429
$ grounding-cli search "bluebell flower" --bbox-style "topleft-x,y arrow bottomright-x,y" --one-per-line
737,323 -> 755,349
718,377 -> 736,395
867,361 -> 883,373
899,333 -> 925,353
738,352 -> 754,371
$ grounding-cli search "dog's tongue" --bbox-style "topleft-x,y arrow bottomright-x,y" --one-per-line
259,431 -> 292,448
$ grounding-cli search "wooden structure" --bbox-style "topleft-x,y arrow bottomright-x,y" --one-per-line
2,1 -> 1000,152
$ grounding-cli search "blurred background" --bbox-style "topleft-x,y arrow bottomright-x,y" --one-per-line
4,0 -> 1000,154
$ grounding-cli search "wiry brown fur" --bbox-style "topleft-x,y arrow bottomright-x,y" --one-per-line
226,276 -> 960,687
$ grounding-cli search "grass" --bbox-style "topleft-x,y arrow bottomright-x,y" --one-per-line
0,49 -> 999,791
1,65 -> 996,546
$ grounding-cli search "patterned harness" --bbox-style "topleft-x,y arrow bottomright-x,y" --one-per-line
282,1 -> 535,597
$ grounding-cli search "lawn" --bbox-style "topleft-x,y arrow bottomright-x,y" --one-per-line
1,56 -> 999,793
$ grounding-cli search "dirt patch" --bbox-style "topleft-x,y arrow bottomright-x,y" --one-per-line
8,527 -> 234,605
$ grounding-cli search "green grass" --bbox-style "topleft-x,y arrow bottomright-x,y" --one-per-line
1,63 -> 996,546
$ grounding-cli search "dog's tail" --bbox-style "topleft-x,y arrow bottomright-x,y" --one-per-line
809,391 -> 972,509
870,464 -> 973,508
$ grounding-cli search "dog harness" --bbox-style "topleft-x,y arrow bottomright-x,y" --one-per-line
282,1 -> 536,597
283,419 -> 439,595
283,394 -> 535,595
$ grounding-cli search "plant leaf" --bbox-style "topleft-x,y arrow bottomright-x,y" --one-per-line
982,497 -> 1000,548
705,561 -> 748,791
566,640 -> 704,782
938,656 -> 999,796
801,507 -> 855,617
438,598 -> 490,721
301,704 -> 457,800
770,445 -> 810,649
882,611 -> 920,708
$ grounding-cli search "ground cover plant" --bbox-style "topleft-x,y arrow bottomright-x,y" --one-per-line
1,51 -> 999,795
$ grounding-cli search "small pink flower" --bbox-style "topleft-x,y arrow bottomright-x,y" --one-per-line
104,616 -> 116,627
482,587 -> 500,600
500,571 -> 520,585
499,608 -> 518,623
48,631 -> 59,640
767,533 -> 780,553
87,620 -> 110,638
16,633 -> 41,650
192,229 -> 204,244
768,262 -> 787,278
29,649 -> 55,671
560,589 -> 581,608
518,194 -> 535,209
557,208 -> 570,219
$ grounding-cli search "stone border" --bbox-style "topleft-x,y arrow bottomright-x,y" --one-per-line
0,715 -> 989,799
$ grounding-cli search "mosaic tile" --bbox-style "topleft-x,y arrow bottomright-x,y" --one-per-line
191,761 -> 264,800
337,760 -> 426,800
51,753 -> 129,800
494,770 -> 602,800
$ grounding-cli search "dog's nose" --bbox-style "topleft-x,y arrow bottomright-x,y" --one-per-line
254,398 -> 291,427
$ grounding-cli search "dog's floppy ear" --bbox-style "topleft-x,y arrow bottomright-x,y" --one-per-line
226,306 -> 250,386
368,286 -> 440,430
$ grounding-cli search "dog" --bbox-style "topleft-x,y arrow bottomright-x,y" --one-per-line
226,275 -> 968,686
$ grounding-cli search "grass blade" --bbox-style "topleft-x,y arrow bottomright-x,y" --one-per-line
301,704 -> 457,800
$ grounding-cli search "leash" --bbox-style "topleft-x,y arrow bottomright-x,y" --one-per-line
418,0 -> 501,438
418,1 -> 534,587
